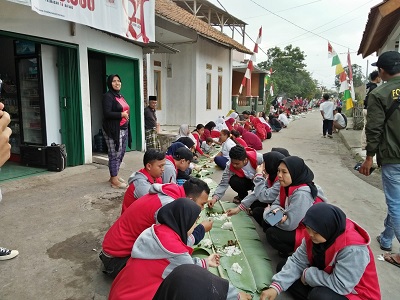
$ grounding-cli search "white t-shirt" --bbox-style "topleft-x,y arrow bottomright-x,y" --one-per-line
221,138 -> 236,158
334,113 -> 346,128
278,113 -> 289,126
320,101 -> 335,120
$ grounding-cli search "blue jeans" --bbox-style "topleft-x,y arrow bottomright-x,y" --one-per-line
380,163 -> 400,248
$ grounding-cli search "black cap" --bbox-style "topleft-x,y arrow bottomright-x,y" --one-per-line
149,96 -> 157,101
371,51 -> 400,70
173,147 -> 193,162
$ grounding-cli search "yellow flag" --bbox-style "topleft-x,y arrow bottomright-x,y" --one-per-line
344,90 -> 354,110
335,63 -> 344,75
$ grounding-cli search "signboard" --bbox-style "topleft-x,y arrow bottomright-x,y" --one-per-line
30,0 -> 155,43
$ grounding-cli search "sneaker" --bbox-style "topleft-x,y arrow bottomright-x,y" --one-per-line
327,134 -> 333,138
376,236 -> 392,252
0,247 -> 19,261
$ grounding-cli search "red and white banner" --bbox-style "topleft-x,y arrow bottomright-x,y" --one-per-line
30,0 -> 155,43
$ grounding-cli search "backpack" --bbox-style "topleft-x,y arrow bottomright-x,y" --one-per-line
340,113 -> 347,128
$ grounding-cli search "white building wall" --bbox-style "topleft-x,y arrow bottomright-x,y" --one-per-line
379,20 -> 400,54
195,38 -> 232,125
0,1 -> 144,163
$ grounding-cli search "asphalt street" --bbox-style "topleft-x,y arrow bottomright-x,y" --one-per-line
0,110 -> 398,299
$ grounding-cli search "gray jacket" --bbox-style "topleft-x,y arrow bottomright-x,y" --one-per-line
240,176 -> 280,209
132,225 -> 239,299
127,171 -> 153,200
264,185 -> 328,231
270,239 -> 370,295
213,153 -> 264,200
162,159 -> 177,184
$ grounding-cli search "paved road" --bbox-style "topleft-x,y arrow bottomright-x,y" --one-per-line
0,110 -> 398,299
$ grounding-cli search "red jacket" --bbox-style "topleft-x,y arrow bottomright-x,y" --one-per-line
121,168 -> 162,214
235,137 -> 248,147
109,225 -> 197,300
229,147 -> 258,177
102,184 -> 185,257
305,220 -> 381,300
191,132 -> 204,155
279,184 -> 324,249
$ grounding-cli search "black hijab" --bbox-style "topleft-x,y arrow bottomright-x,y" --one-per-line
176,137 -> 195,149
157,198 -> 200,243
153,264 -> 229,300
106,74 -> 122,97
263,151 -> 285,182
280,156 -> 318,199
271,147 -> 290,157
166,142 -> 185,155
302,203 -> 347,270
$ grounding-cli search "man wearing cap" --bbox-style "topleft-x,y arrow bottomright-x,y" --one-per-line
162,147 -> 193,184
144,96 -> 160,150
359,51 -> 400,268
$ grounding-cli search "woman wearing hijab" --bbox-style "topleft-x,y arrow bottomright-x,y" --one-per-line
109,198 -> 220,300
262,156 -> 328,257
227,151 -> 287,225
102,74 -> 131,189
153,264 -> 252,300
260,203 -> 381,300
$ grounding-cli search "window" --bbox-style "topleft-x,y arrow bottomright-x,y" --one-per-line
218,75 -> 222,110
206,73 -> 211,110
154,70 -> 161,109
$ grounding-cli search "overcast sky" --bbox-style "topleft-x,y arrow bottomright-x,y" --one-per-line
208,0 -> 383,89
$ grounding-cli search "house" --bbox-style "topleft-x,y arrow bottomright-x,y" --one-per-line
146,0 -> 252,126
358,0 -> 400,57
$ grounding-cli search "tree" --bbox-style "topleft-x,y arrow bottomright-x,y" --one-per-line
258,45 -> 317,99
334,64 -> 365,89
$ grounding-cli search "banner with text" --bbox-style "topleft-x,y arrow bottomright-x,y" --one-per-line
30,0 -> 155,43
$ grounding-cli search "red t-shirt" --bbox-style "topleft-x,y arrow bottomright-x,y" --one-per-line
115,96 -> 130,126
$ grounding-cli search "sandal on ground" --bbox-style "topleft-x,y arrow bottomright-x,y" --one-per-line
376,235 -> 392,252
109,178 -> 126,183
233,196 -> 241,205
111,182 -> 127,189
383,253 -> 400,268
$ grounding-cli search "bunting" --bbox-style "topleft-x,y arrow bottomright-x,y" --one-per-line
347,49 -> 355,105
269,83 -> 274,97
239,27 -> 262,95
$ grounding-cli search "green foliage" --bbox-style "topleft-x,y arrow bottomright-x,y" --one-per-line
258,45 -> 317,99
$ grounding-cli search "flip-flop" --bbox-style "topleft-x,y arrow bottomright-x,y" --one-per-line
111,182 -> 127,189
384,253 -> 400,268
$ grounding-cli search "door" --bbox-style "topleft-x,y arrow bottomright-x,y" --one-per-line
57,47 -> 84,166
105,56 -> 142,151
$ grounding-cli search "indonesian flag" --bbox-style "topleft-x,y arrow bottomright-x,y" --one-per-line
328,42 -> 336,58
339,71 -> 349,92
347,49 -> 356,102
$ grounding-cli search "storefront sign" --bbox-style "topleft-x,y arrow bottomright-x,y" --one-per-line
30,0 -> 155,43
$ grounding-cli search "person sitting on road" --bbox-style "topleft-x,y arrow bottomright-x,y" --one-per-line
227,151 -> 287,225
121,149 -> 165,214
153,264 -> 252,300
236,126 -> 263,150
214,129 -> 236,169
209,145 -> 264,206
191,124 -> 210,158
108,198 -> 220,300
268,114 -> 282,132
278,110 -> 289,128
258,156 -> 327,257
201,137 -> 214,154
230,129 -> 248,147
332,107 -> 346,133
260,203 -> 381,300
99,178 -> 212,278
162,147 -> 193,184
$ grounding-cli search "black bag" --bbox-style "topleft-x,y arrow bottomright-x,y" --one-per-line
20,145 -> 47,167
46,143 -> 67,172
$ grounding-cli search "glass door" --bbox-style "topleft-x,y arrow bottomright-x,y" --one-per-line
17,57 -> 45,145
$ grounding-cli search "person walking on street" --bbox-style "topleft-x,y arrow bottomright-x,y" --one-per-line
319,94 -> 335,138
102,74 -> 131,189
144,96 -> 160,150
359,51 -> 400,268
361,71 -> 381,149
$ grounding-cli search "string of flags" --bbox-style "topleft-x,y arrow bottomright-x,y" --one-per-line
328,42 -> 354,110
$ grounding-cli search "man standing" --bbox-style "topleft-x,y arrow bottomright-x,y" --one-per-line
144,96 -> 160,150
360,51 -> 400,268
361,71 -> 381,149
319,93 -> 335,138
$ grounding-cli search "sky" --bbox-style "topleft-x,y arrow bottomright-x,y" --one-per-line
208,0 -> 383,89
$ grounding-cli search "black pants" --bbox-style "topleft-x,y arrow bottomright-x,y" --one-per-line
322,119 -> 333,136
229,175 -> 254,200
276,262 -> 347,300
99,251 -> 129,278
250,203 -> 269,226
265,225 -> 296,256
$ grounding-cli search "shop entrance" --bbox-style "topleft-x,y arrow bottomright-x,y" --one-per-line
88,51 -> 142,154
